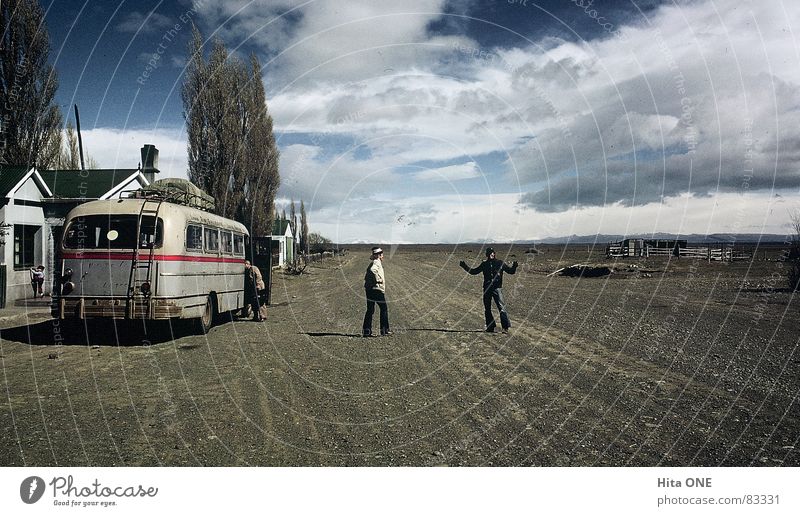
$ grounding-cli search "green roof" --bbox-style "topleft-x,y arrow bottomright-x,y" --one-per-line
0,165 -> 32,196
272,219 -> 292,236
39,169 -> 139,199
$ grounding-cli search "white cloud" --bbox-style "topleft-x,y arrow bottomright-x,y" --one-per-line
116,11 -> 174,34
414,162 -> 481,182
79,128 -> 188,180
189,0 -> 800,241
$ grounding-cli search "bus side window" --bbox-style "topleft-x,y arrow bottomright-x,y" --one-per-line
221,231 -> 233,254
186,224 -> 203,251
204,227 -> 219,253
233,234 -> 245,256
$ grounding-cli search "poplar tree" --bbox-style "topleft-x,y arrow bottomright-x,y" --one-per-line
0,0 -> 63,168
182,26 -> 279,234
300,200 -> 309,255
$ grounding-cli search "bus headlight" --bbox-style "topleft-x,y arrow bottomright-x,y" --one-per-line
62,281 -> 75,295
140,282 -> 151,295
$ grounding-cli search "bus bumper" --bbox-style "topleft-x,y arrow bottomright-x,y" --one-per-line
56,298 -> 183,320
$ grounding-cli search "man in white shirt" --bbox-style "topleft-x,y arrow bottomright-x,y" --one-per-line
362,247 -> 391,337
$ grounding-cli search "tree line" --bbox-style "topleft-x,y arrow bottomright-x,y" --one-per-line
2,1 -> 282,240
274,198 -> 329,255
181,26 -> 279,238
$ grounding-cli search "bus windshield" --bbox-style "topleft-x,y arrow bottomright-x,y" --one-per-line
63,215 -> 163,250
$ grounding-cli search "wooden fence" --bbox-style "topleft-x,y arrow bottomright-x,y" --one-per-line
608,244 -> 753,261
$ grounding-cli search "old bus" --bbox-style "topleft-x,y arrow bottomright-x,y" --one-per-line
52,194 -> 248,333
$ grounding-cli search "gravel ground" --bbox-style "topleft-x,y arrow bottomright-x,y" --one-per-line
1,244 -> 798,466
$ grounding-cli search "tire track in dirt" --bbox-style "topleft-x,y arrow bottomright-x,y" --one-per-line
382,255 -> 541,464
420,274 -> 745,464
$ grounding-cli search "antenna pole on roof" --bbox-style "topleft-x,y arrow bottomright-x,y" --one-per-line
74,104 -> 86,171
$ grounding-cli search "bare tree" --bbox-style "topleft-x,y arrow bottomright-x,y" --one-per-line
0,0 -> 63,168
55,121 -> 79,168
789,210 -> 800,292
307,232 -> 331,253
182,26 -> 279,233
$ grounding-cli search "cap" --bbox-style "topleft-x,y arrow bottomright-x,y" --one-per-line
371,247 -> 384,255
485,247 -> 495,256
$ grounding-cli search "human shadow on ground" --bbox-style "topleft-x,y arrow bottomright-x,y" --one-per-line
302,331 -> 362,338
404,328 -> 485,334
302,328 -> 485,337
0,318 -> 204,347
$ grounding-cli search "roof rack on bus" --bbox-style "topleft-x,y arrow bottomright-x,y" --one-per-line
128,178 -> 215,212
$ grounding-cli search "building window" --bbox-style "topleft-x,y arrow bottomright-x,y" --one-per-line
14,224 -> 39,270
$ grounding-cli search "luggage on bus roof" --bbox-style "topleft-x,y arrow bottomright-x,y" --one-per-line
133,178 -> 215,211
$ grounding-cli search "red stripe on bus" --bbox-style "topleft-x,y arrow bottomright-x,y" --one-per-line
61,252 -> 246,264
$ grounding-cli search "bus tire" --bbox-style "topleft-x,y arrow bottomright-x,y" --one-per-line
198,295 -> 215,334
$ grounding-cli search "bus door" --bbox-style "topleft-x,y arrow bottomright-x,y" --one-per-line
252,237 -> 273,305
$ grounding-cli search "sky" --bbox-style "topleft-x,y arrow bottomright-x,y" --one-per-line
41,0 -> 800,243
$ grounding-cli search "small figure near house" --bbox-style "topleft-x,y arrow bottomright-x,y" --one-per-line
243,260 -> 264,322
362,247 -> 391,337
30,265 -> 45,298
459,248 -> 518,333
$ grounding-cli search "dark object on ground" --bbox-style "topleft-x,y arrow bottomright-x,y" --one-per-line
556,264 -> 613,278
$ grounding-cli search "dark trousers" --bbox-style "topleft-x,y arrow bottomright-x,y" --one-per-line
363,289 -> 389,336
483,287 -> 510,330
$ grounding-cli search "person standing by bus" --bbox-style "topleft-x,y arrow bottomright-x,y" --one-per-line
459,248 -> 518,333
244,260 -> 263,322
363,247 -> 391,337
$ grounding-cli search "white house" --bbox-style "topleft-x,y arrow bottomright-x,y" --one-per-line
0,166 -> 53,305
0,145 -> 156,307
271,219 -> 295,268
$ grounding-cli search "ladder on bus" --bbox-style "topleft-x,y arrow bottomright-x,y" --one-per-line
127,198 -> 163,319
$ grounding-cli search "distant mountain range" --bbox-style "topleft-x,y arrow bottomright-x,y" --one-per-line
525,233 -> 792,245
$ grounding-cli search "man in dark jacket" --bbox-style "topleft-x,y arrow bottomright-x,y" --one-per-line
459,247 -> 518,333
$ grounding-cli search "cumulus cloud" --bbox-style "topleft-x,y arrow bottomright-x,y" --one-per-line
414,162 -> 481,182
116,11 -> 174,34
505,2 -> 800,210
188,0 -> 800,241
79,127 -> 188,180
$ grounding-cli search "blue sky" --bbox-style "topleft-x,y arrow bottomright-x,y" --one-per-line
44,0 -> 800,243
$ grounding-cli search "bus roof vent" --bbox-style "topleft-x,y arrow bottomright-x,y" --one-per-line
129,178 -> 215,212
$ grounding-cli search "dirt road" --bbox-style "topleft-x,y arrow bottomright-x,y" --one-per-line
1,245 -> 798,466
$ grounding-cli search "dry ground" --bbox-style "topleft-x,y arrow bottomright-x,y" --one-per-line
1,245 -> 798,466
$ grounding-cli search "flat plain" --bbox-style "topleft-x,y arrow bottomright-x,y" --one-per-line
1,244 -> 798,466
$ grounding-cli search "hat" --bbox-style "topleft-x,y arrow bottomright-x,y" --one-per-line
371,247 -> 383,255
485,247 -> 495,257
